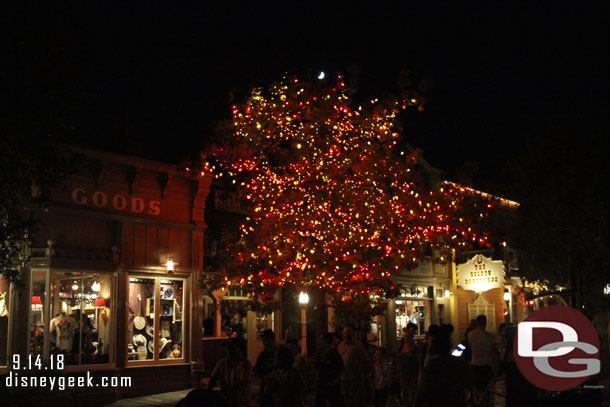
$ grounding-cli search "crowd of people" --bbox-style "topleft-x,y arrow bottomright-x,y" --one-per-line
195,315 -> 536,407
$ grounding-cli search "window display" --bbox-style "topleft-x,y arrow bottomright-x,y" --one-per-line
128,277 -> 155,361
395,299 -> 429,337
159,279 -> 183,360
49,271 -> 113,365
1,276 -> 10,367
128,276 -> 184,363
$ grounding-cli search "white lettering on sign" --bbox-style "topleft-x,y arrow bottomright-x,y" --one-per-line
71,188 -> 161,216
457,254 -> 505,292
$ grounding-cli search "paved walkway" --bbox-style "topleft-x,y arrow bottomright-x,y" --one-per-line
102,388 -> 192,407
100,381 -> 506,407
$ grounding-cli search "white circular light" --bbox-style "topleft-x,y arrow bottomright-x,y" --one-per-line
298,291 -> 309,304
318,71 -> 325,80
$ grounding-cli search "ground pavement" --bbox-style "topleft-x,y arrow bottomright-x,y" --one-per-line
102,380 -> 507,407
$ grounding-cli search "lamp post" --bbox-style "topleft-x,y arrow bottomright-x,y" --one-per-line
298,291 -> 309,357
504,288 -> 512,322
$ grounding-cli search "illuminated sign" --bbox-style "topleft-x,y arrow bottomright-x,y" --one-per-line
457,254 -> 505,292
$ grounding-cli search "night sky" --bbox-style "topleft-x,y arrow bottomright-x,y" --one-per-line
6,2 -> 610,192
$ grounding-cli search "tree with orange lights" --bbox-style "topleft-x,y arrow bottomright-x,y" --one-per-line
200,74 -> 493,307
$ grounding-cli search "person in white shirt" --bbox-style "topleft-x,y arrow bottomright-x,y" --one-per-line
467,315 -> 496,404
337,325 -> 369,407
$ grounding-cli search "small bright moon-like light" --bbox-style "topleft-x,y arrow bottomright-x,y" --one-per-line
318,71 -> 325,80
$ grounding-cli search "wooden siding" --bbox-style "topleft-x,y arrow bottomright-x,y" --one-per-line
121,223 -> 191,268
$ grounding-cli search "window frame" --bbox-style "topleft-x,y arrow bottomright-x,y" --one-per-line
126,274 -> 188,366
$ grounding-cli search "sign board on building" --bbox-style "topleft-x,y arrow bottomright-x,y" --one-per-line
457,254 -> 505,292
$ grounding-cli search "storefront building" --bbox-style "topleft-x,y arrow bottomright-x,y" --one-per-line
1,147 -> 211,405
377,260 -> 455,350
202,184 -> 282,368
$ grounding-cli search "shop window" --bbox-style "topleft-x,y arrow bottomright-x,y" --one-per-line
220,305 -> 247,341
202,296 -> 216,336
48,271 -> 113,366
128,276 -> 184,362
1,276 -> 10,368
227,287 -> 247,298
255,313 -> 274,338
395,300 -> 429,337
160,279 -> 184,360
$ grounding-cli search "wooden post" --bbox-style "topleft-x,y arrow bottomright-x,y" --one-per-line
301,308 -> 307,357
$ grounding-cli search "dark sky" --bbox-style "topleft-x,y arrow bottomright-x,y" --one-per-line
6,2 -> 610,191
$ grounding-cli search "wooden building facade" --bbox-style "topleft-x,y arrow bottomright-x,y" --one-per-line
1,147 -> 211,405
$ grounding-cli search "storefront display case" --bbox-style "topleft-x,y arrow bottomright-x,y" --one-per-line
128,276 -> 185,364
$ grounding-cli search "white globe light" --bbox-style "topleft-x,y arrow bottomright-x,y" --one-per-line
318,71 -> 325,80
298,291 -> 309,305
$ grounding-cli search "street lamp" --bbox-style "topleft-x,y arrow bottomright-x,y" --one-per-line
504,288 -> 512,322
298,291 -> 309,357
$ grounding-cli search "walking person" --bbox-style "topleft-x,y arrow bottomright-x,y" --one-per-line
337,324 -> 369,407
421,325 -> 440,368
502,324 -> 538,407
286,338 -> 309,390
372,348 -> 391,407
264,347 -> 306,407
413,328 -> 473,407
386,351 -> 401,407
467,315 -> 496,406
397,323 -> 421,406
208,338 -> 253,407
255,329 -> 277,407
315,333 -> 344,407
355,326 -> 374,403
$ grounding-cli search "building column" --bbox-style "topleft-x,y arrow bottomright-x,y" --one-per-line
8,266 -> 31,360
449,261 -> 461,343
115,269 -> 128,368
190,176 -> 211,384
190,229 -> 205,367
